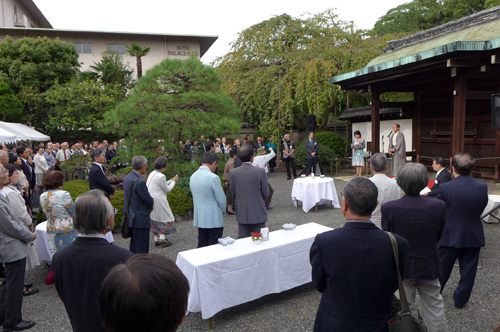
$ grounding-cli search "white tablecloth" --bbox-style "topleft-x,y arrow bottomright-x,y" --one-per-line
176,222 -> 332,319
291,177 -> 341,213
34,221 -> 114,264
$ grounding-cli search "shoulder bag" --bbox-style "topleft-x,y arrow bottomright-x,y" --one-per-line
386,232 -> 427,332
121,178 -> 138,239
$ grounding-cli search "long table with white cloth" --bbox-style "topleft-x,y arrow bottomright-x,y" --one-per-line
175,222 -> 333,319
34,220 -> 114,264
291,176 -> 341,213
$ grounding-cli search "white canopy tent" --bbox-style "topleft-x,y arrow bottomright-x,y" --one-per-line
0,121 -> 50,142
0,127 -> 17,144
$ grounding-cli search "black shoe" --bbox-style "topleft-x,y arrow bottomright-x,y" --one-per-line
266,206 -> 274,210
3,320 -> 36,331
454,303 -> 465,309
23,288 -> 39,297
287,177 -> 291,180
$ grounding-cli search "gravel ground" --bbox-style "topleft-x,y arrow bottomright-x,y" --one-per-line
21,167 -> 500,332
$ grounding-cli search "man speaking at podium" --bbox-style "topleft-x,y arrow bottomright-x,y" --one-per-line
388,123 -> 406,176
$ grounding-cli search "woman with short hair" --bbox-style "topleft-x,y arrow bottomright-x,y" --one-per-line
146,157 -> 178,247
40,170 -> 77,254
351,130 -> 365,177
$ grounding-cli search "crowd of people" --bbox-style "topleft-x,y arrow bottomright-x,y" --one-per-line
311,152 -> 488,332
0,131 -> 491,332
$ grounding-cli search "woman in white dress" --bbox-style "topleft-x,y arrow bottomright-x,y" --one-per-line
146,156 -> 179,247
3,164 -> 40,296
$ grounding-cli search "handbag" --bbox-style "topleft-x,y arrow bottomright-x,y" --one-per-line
121,178 -> 138,239
386,232 -> 427,332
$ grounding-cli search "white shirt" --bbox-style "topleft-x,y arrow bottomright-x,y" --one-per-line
392,131 -> 399,146
78,233 -> 108,240
0,189 -> 6,198
93,162 -> 105,175
369,173 -> 402,228
252,150 -> 276,173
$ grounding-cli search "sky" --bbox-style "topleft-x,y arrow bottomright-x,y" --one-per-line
34,0 -> 409,64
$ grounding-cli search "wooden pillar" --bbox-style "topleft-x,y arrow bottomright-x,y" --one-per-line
413,91 -> 421,160
371,91 -> 380,153
451,72 -> 467,154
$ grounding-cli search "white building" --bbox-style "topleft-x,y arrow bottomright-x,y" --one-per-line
0,0 -> 217,76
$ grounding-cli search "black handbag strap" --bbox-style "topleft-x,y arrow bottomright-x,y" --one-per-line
126,178 -> 138,214
386,231 -> 411,313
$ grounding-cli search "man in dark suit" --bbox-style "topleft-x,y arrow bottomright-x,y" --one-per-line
425,156 -> 453,197
382,163 -> 448,332
310,177 -> 408,332
123,156 -> 154,254
438,152 -> 488,308
305,132 -> 319,174
230,145 -> 270,238
0,164 -> 37,332
89,150 -> 115,199
16,147 -> 33,207
52,190 -> 133,332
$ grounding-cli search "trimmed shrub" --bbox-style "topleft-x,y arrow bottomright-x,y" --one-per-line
167,186 -> 193,217
110,191 -> 124,231
314,131 -> 346,158
294,144 -> 336,174
39,180 -> 125,232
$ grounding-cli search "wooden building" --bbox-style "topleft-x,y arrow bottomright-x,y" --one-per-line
331,6 -> 500,181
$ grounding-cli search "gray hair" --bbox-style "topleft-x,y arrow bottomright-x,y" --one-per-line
452,152 -> 475,176
154,156 -> 168,170
90,149 -> 104,161
396,163 -> 428,195
343,177 -> 378,217
283,134 -> 290,139
131,155 -> 147,170
370,152 -> 388,172
73,190 -> 114,234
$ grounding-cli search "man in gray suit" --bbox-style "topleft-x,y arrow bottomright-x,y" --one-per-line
305,132 -> 319,175
369,153 -> 402,228
388,123 -> 406,176
0,164 -> 37,331
230,145 -> 270,238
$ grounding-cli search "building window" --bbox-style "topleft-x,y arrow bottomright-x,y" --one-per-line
73,43 -> 93,55
107,44 -> 126,55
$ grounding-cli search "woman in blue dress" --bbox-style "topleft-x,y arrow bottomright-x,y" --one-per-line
351,130 -> 365,177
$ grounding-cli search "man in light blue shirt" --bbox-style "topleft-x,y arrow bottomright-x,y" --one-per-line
190,152 -> 226,248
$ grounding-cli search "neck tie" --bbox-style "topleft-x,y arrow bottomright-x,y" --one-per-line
64,151 -> 67,161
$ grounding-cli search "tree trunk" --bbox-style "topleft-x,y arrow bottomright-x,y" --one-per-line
137,57 -> 143,79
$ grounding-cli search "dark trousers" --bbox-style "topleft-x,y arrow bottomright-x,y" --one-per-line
197,227 -> 223,248
130,227 -> 150,254
307,158 -> 317,175
284,158 -> 297,178
265,183 -> 274,207
439,246 -> 481,307
0,258 -> 26,327
238,222 -> 266,239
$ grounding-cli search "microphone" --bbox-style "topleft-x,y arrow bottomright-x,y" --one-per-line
388,131 -> 393,137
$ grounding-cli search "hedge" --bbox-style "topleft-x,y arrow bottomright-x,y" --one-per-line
36,178 -> 193,231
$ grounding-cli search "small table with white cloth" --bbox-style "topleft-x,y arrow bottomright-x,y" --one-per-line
175,222 -> 333,320
291,176 -> 341,213
34,221 -> 114,264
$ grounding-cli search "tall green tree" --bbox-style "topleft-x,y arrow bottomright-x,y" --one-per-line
374,0 -> 500,36
0,36 -> 79,130
90,49 -> 135,91
215,10 -> 398,138
0,82 -> 23,121
44,79 -> 126,136
126,43 -> 151,79
104,56 -> 240,159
